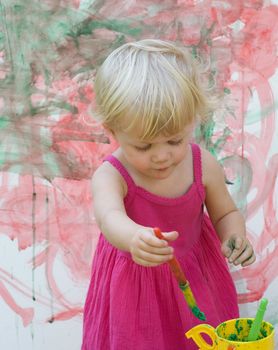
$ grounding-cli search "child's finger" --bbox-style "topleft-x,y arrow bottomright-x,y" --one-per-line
227,237 -> 245,261
233,244 -> 254,266
241,250 -> 256,267
228,248 -> 243,263
221,236 -> 245,261
221,236 -> 256,267
234,236 -> 245,250
134,249 -> 173,266
221,242 -> 233,258
221,236 -> 240,258
142,229 -> 178,247
161,231 -> 179,242
138,229 -> 168,247
138,238 -> 174,255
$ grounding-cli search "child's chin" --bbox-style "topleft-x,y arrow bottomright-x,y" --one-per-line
152,167 -> 172,178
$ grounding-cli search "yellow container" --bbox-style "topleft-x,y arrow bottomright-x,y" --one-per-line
185,318 -> 275,349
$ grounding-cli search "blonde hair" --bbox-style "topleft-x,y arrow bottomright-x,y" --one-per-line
94,39 -> 214,140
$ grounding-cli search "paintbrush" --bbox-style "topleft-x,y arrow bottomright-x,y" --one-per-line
154,227 -> 206,321
247,298 -> 268,341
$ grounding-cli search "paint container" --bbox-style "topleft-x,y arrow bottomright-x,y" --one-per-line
185,318 -> 275,349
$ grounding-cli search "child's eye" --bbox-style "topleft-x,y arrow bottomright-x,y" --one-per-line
134,144 -> 151,152
168,138 -> 183,146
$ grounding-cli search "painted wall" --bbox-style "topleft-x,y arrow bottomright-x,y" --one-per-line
0,1 -> 277,349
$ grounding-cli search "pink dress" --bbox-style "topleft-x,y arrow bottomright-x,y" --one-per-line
82,144 -> 239,350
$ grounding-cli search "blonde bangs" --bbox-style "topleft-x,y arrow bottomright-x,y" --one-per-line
125,81 -> 198,140
93,39 -> 213,138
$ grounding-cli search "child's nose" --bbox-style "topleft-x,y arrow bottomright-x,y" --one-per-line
151,149 -> 170,163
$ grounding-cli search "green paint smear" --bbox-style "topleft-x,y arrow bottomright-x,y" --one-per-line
0,0 -> 263,184
42,153 -> 61,178
68,19 -> 142,38
0,2 -> 139,180
244,101 -> 277,125
194,119 -> 232,159
228,333 -> 238,341
226,325 -> 271,343
191,306 -> 206,321
260,328 -> 268,338
0,116 -> 9,129
235,319 -> 243,334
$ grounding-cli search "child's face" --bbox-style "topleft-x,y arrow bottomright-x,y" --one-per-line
113,124 -> 194,180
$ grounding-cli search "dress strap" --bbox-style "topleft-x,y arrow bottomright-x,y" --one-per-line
104,155 -> 135,194
191,143 -> 205,201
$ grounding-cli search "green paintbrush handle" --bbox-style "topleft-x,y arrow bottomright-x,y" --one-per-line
247,298 -> 268,341
153,227 -> 206,321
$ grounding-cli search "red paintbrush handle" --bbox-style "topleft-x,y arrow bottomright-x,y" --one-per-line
153,227 -> 188,285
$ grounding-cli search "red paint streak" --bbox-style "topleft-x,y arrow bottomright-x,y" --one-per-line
236,6 -> 278,79
222,65 -> 277,302
47,307 -> 83,322
0,265 -> 85,324
212,0 -> 243,26
49,83 -> 117,180
0,281 -> 34,327
0,175 -> 101,322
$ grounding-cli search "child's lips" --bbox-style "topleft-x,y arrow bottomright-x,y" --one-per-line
155,165 -> 171,171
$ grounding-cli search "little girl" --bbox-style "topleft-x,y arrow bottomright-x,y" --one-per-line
82,39 -> 255,350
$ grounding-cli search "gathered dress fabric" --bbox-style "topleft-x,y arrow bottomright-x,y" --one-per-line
81,143 -> 239,350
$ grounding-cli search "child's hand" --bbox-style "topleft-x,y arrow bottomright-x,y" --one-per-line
130,228 -> 178,267
221,235 -> 256,267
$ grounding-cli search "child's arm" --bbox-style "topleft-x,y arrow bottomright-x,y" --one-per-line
202,149 -> 256,267
92,162 -> 177,266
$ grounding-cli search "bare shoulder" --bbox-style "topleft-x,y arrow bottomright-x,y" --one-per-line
200,146 -> 237,225
200,147 -> 225,187
92,161 -> 127,197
